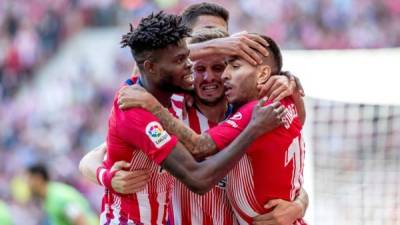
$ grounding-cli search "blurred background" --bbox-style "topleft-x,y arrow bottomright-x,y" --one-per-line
0,0 -> 399,224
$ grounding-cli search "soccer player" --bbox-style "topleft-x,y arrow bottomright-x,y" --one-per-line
118,35 -> 307,225
183,2 -> 271,68
117,29 -> 307,225
166,29 -> 307,225
80,28 -> 306,225
97,11 -> 285,225
26,163 -> 98,225
213,36 -> 307,225
182,2 -> 304,104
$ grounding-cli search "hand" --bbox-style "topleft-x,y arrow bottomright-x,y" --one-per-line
110,161 -> 151,194
257,75 -> 293,101
118,85 -> 159,111
281,71 -> 305,97
253,199 -> 303,225
249,99 -> 287,136
212,31 -> 269,65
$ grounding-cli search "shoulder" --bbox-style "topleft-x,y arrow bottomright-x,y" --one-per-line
230,100 -> 259,119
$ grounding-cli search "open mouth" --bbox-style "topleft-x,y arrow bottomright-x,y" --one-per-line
183,73 -> 194,85
200,83 -> 220,94
224,83 -> 233,96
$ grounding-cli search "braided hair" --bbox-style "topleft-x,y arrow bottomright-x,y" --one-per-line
121,11 -> 191,64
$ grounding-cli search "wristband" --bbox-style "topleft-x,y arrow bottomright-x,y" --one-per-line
96,166 -> 118,192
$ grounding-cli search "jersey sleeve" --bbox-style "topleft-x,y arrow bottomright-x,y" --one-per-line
117,107 -> 178,165
207,101 -> 256,151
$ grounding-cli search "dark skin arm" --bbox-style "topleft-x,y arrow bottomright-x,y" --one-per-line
159,100 -> 285,194
258,72 -> 306,125
118,88 -> 286,159
118,86 -> 287,159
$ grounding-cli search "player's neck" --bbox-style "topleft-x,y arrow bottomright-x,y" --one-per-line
195,99 -> 228,123
139,76 -> 172,107
232,95 -> 257,111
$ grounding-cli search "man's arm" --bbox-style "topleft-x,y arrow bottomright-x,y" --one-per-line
292,91 -> 306,125
258,72 -> 306,125
118,86 -> 220,158
151,105 -> 217,159
118,86 -> 287,159
79,143 -> 106,184
79,143 -> 151,194
253,188 -> 309,225
189,32 -> 269,66
161,101 -> 284,194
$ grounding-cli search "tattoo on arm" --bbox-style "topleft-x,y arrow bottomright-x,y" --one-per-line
151,106 -> 218,158
195,135 -> 218,159
152,106 -> 198,152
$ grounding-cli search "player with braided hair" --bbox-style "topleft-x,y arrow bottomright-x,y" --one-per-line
99,11 -> 285,225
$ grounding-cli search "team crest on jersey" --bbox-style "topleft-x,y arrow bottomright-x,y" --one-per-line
145,121 -> 171,148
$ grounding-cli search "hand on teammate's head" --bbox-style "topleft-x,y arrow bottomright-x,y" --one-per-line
212,32 -> 268,66
281,71 -> 305,97
257,72 -> 305,102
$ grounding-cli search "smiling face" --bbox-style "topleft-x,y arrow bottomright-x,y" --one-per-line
222,56 -> 272,107
193,55 -> 226,105
148,40 -> 194,92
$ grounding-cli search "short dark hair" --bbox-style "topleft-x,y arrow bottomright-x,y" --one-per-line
181,2 -> 229,29
259,35 -> 283,74
28,163 -> 49,182
120,11 -> 191,64
189,27 -> 229,44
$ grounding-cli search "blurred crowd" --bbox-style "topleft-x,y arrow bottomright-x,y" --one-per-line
0,0 -> 399,224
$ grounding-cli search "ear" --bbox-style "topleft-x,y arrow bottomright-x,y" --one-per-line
257,65 -> 272,85
143,60 -> 156,75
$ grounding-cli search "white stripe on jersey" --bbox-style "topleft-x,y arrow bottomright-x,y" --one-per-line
110,195 -> 122,225
190,195 -> 203,225
170,107 -> 237,225
138,193 -> 151,224
196,109 -> 210,132
171,94 -> 184,120
157,191 -> 167,225
172,185 -> 182,225
228,156 -> 259,224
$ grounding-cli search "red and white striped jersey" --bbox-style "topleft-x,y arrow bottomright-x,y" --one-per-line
169,106 -> 238,225
99,78 -> 184,225
208,99 -> 307,225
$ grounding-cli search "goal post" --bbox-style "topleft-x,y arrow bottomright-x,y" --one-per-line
284,48 -> 400,225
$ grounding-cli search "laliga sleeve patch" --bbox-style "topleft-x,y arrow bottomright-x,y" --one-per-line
145,121 -> 172,148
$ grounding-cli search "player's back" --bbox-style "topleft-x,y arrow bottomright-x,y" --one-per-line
225,98 -> 306,225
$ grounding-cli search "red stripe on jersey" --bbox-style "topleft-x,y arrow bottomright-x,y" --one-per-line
209,99 -> 306,225
170,106 -> 237,225
100,85 -> 182,225
187,107 -> 201,134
